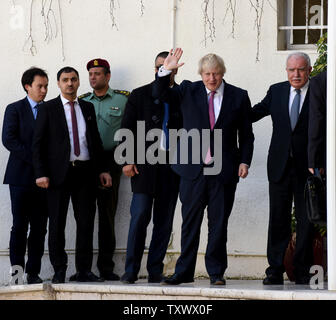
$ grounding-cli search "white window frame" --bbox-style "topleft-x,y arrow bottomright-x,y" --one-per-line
279,0 -> 328,50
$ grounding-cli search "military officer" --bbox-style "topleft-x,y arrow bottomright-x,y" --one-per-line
80,58 -> 129,280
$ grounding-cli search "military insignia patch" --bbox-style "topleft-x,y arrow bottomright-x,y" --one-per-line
78,92 -> 91,99
94,60 -> 99,66
114,89 -> 130,97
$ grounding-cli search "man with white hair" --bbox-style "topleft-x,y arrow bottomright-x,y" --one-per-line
155,49 -> 254,285
251,52 -> 315,285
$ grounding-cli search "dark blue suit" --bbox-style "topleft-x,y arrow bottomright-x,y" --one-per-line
154,76 -> 254,279
2,97 -> 48,276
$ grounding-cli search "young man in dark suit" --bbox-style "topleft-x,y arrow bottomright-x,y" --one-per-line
2,67 -> 49,284
156,49 -> 254,286
251,52 -> 315,285
119,52 -> 181,284
32,67 -> 112,283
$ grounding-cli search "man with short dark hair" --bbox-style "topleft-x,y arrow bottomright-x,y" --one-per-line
251,52 -> 315,285
2,67 -> 49,284
80,58 -> 129,281
120,51 -> 181,284
33,66 -> 112,283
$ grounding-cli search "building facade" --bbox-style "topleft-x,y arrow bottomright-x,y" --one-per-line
0,0 -> 325,284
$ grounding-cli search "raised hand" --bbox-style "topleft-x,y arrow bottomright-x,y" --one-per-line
163,48 -> 185,71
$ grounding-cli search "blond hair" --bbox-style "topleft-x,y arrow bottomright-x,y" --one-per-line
198,53 -> 226,75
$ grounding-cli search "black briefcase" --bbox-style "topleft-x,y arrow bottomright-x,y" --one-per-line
304,169 -> 326,226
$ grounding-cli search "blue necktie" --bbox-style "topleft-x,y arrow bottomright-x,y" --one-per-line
162,103 -> 169,150
290,89 -> 301,130
33,105 -> 39,119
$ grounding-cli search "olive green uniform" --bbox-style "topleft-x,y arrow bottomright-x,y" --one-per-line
80,87 -> 129,276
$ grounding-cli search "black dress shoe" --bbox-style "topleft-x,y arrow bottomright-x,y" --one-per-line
121,273 -> 138,284
263,275 -> 284,285
161,273 -> 194,285
27,274 -> 43,284
100,271 -> 120,281
52,271 -> 66,284
148,274 -> 163,283
70,271 -> 104,282
210,276 -> 226,285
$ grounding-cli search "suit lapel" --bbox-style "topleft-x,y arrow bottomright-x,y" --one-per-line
198,83 -> 211,129
282,82 -> 292,131
296,87 -> 309,127
150,82 -> 163,120
214,80 -> 231,128
22,97 -> 35,130
78,99 -> 89,121
54,95 -> 69,133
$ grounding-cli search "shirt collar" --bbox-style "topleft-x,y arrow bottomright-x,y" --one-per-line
290,80 -> 309,93
26,95 -> 39,108
205,80 -> 225,96
90,87 -> 114,100
60,94 -> 78,106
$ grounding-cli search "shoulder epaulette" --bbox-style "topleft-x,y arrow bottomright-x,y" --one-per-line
114,89 -> 130,97
78,92 -> 91,99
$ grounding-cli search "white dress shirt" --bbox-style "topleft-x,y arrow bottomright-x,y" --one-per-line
288,81 -> 309,115
60,95 -> 90,161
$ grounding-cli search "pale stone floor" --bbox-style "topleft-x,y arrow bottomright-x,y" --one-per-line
48,279 -> 336,300
1,279 -> 335,300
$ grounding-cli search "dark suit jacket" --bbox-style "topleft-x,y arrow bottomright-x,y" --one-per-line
120,81 -> 181,194
32,96 -> 106,187
2,97 -> 37,187
308,71 -> 326,169
154,75 -> 254,184
251,81 -> 310,183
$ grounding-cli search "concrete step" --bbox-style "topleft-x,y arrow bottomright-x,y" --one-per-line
0,280 -> 335,300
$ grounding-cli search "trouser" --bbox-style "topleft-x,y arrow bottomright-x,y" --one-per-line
175,174 -> 237,278
47,162 -> 96,273
96,150 -> 122,275
124,164 -> 179,276
9,185 -> 48,275
266,158 -> 315,278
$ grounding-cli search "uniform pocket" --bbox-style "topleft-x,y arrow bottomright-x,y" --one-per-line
108,107 -> 122,117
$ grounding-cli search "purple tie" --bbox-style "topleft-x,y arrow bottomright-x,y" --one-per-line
208,91 -> 216,129
205,91 -> 216,163
69,101 -> 80,157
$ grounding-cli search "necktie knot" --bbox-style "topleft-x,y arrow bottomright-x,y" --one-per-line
33,104 -> 41,119
295,89 -> 301,95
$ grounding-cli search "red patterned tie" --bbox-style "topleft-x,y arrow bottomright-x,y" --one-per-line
205,91 -> 216,164
69,101 -> 80,156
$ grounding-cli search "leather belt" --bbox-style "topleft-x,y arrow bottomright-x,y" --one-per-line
70,160 -> 91,168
